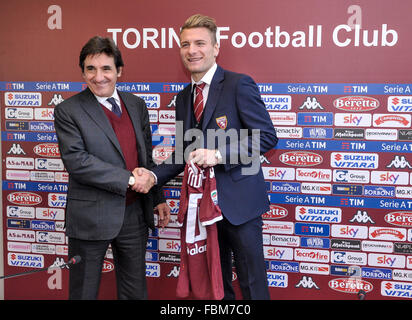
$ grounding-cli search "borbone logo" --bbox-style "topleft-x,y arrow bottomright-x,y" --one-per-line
363,185 -> 395,197
362,267 -> 392,280
31,220 -> 55,231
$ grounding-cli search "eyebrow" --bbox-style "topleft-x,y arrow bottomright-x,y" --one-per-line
85,65 -> 113,69
181,39 -> 207,45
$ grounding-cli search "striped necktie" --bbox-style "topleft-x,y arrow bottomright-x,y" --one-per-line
193,83 -> 206,123
107,97 -> 122,117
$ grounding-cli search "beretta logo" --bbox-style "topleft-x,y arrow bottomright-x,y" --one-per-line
33,143 -> 60,157
333,96 -> 379,112
7,192 -> 42,205
279,151 -> 322,166
262,204 -> 288,219
102,260 -> 114,273
384,211 -> 412,227
328,278 -> 373,294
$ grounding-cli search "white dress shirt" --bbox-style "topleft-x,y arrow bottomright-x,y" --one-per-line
191,63 -> 218,106
94,90 -> 122,112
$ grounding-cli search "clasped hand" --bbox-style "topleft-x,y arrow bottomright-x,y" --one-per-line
130,167 -> 155,194
130,168 -> 170,228
188,148 -> 220,168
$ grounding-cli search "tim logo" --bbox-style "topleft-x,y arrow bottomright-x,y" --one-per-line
297,113 -> 333,126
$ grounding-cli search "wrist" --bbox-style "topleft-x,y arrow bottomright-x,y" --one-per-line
214,149 -> 222,164
149,170 -> 158,185
128,174 -> 135,187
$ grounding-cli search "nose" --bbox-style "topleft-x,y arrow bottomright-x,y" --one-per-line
187,43 -> 197,55
94,68 -> 105,82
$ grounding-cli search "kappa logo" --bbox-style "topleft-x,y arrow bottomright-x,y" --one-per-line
167,95 -> 177,108
166,266 -> 180,278
47,93 -> 65,106
50,256 -> 70,269
387,155 -> 412,169
7,143 -> 26,155
349,210 -> 375,224
295,276 -> 320,289
299,97 -> 324,110
260,155 -> 270,164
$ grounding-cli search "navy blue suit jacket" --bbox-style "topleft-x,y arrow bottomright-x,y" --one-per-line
153,65 -> 278,225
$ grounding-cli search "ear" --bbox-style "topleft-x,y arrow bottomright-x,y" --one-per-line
213,42 -> 219,58
117,66 -> 123,77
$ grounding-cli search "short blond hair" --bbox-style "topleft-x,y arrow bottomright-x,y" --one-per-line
181,14 -> 217,44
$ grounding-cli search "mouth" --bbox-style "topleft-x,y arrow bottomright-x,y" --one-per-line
92,81 -> 110,89
94,80 -> 108,85
187,56 -> 202,63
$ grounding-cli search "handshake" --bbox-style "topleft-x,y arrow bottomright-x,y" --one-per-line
129,167 -> 170,228
129,148 -> 221,194
129,167 -> 156,194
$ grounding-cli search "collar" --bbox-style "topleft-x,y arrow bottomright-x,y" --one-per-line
94,90 -> 121,106
191,63 -> 218,87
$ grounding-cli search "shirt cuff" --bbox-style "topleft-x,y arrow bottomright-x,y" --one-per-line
149,170 -> 158,185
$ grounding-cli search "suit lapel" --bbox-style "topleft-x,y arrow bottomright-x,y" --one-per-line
120,91 -> 147,167
181,84 -> 193,132
79,88 -> 125,160
202,66 -> 224,131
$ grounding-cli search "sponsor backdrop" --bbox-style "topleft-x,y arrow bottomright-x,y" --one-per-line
1,0 -> 412,300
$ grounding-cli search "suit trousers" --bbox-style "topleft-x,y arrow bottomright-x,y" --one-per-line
217,215 -> 270,300
68,198 -> 148,300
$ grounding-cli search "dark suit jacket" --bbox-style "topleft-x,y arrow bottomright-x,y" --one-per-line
153,65 -> 278,225
54,88 -> 164,240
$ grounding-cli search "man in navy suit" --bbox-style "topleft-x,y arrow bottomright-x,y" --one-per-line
136,14 -> 278,299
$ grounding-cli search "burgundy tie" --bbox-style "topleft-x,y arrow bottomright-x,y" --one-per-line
193,83 -> 206,123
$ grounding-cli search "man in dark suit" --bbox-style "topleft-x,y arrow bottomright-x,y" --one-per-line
136,15 -> 278,299
54,36 -> 170,300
